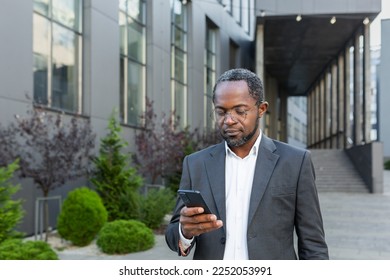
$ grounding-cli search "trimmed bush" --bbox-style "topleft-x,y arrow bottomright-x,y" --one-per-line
96,220 -> 154,254
139,188 -> 175,229
0,239 -> 58,260
57,187 -> 107,246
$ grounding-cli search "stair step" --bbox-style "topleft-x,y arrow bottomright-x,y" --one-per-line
309,149 -> 368,193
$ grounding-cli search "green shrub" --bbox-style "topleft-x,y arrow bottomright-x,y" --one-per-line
139,188 -> 175,229
115,188 -> 141,220
96,219 -> 154,254
0,239 -> 58,260
385,160 -> 390,170
91,112 -> 143,221
57,187 -> 107,246
0,160 -> 24,243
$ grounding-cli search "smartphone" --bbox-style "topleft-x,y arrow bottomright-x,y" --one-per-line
177,189 -> 212,214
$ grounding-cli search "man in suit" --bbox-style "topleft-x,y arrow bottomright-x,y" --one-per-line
165,68 -> 329,260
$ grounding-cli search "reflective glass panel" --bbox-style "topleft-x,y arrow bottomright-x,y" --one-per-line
33,14 -> 50,105
128,18 -> 145,63
120,58 -> 126,122
174,81 -> 186,127
34,0 -> 50,16
174,48 -> 186,83
119,12 -> 127,55
172,0 -> 186,30
52,23 -> 81,112
127,61 -> 145,125
127,0 -> 145,23
173,26 -> 186,50
52,0 -> 82,31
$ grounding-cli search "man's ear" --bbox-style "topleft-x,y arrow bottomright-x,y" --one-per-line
258,101 -> 268,118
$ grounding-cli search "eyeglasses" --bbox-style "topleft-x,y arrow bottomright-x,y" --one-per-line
213,104 -> 258,122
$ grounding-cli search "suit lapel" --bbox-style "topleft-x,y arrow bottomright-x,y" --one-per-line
204,142 -> 227,224
248,135 -> 279,225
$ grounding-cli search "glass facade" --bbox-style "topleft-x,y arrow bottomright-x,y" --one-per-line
171,0 -> 188,128
119,0 -> 146,126
33,0 -> 82,113
287,96 -> 307,147
204,21 -> 217,130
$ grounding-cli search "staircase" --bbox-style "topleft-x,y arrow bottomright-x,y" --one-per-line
310,149 -> 369,193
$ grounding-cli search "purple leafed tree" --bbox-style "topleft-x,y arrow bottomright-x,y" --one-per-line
9,108 -> 96,197
133,98 -> 187,185
0,106 -> 96,240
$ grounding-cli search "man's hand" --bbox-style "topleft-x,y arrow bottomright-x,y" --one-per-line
180,206 -> 223,239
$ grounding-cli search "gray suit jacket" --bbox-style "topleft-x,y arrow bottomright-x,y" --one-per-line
165,134 -> 329,260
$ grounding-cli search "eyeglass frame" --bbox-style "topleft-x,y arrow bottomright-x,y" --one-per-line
212,101 -> 264,122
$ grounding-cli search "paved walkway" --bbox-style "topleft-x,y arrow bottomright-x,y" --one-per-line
57,171 -> 390,260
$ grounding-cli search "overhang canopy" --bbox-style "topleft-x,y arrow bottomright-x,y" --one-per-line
260,13 -> 379,96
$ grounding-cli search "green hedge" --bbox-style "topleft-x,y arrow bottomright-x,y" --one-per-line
96,219 -> 154,254
57,187 -> 107,246
0,239 -> 58,260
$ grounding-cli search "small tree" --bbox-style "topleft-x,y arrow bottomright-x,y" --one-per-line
91,111 -> 143,221
0,106 -> 96,240
0,160 -> 24,244
133,98 -> 187,185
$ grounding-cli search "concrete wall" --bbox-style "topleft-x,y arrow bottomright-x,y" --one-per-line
346,142 -> 384,193
0,1 -> 33,123
379,19 -> 390,159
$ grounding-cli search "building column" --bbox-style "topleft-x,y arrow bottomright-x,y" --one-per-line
315,83 -> 320,148
331,63 -> 338,148
256,23 -> 265,82
256,22 -> 267,132
324,71 -> 329,148
353,32 -> 362,146
320,77 -> 325,148
363,23 -> 371,143
337,53 -> 345,148
344,44 -> 352,149
309,90 -> 315,147
279,92 -> 288,142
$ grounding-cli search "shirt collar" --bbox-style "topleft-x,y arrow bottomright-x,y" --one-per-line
225,130 -> 262,157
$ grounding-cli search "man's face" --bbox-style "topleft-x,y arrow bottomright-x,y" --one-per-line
213,80 -> 266,148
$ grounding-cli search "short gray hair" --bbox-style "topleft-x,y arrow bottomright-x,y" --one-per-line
212,68 -> 264,105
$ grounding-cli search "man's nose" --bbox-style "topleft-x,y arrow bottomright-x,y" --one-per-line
223,113 -> 237,124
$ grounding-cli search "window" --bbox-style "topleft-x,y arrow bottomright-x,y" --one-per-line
171,0 -> 188,128
119,0 -> 146,126
204,20 -> 217,130
33,0 -> 83,113
241,0 -> 250,33
232,0 -> 241,25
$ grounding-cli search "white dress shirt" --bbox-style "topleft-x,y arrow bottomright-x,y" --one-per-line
223,133 -> 261,259
179,133 -> 262,259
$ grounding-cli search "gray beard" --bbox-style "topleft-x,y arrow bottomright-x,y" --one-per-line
223,119 -> 259,148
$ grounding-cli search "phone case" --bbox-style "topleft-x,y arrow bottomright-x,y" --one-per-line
177,190 -> 212,214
